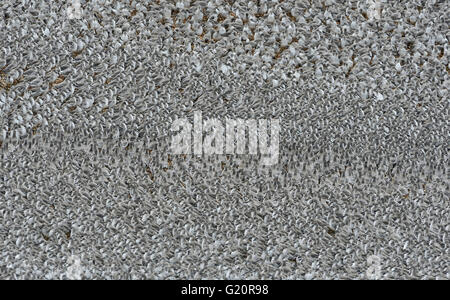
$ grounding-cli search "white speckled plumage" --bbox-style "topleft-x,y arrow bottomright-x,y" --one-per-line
0,0 -> 449,280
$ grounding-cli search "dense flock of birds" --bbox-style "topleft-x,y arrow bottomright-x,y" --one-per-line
0,0 -> 448,279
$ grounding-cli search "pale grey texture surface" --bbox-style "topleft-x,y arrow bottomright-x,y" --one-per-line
0,0 -> 449,279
